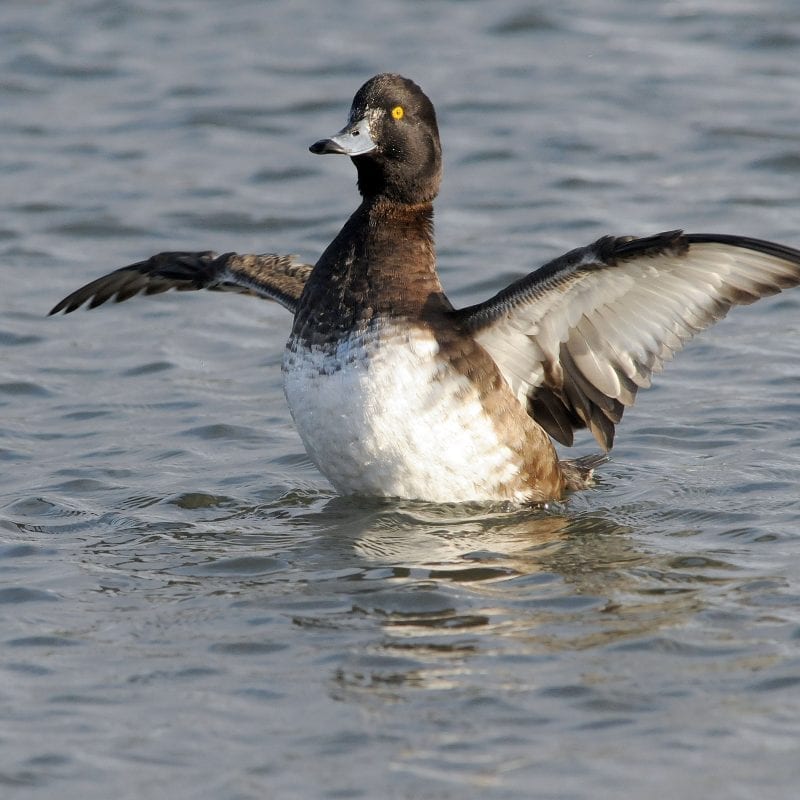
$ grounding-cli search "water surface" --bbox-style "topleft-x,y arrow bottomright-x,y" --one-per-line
2,1 -> 800,798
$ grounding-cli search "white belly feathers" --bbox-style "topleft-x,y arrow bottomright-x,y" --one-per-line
282,323 -> 522,502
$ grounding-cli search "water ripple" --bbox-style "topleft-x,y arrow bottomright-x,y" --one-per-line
3,2 -> 800,798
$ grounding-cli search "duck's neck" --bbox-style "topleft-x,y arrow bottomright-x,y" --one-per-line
291,198 -> 448,343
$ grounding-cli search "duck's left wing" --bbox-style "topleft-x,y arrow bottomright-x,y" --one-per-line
49,252 -> 313,315
454,230 -> 800,450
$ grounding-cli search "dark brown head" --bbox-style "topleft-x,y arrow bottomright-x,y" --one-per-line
310,74 -> 442,205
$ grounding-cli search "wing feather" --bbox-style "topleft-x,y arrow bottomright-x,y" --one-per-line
456,230 -> 800,449
50,251 -> 313,315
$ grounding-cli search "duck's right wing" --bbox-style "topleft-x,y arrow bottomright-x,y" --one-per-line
49,252 -> 314,316
454,231 -> 800,450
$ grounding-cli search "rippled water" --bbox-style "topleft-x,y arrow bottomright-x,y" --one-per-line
3,1 -> 800,798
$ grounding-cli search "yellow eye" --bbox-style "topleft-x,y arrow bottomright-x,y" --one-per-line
391,105 -> 404,120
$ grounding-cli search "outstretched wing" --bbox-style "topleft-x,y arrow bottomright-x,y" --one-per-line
49,251 -> 314,315
454,230 -> 800,450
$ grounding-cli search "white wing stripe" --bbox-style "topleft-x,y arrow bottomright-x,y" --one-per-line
469,233 -> 800,449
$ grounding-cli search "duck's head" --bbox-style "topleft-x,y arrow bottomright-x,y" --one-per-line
310,74 -> 442,205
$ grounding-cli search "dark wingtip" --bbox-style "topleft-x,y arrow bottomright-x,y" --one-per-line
48,300 -> 69,316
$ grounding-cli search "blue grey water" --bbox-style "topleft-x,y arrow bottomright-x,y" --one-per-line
2,1 -> 800,797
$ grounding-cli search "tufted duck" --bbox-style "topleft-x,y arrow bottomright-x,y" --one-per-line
50,74 -> 800,503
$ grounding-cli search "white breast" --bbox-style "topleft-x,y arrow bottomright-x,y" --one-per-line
281,324 -> 523,502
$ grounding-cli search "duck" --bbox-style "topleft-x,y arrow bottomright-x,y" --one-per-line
50,73 -> 800,504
